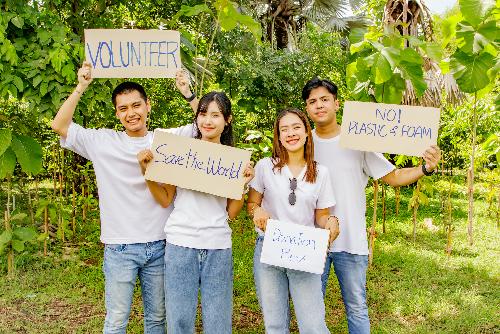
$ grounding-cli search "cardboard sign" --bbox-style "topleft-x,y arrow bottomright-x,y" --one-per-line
339,101 -> 440,156
144,130 -> 252,200
260,220 -> 329,274
84,29 -> 180,78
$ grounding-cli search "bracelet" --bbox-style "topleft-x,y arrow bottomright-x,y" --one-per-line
184,92 -> 196,102
421,164 -> 435,176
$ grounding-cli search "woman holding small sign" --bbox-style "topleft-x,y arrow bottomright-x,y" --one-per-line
247,108 -> 340,333
138,91 -> 254,334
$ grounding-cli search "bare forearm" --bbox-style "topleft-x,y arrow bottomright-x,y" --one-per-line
51,84 -> 86,138
146,181 -> 174,208
227,196 -> 245,219
382,166 -> 424,187
188,98 -> 199,113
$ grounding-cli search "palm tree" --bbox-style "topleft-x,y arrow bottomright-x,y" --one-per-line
383,0 -> 464,106
248,0 -> 366,49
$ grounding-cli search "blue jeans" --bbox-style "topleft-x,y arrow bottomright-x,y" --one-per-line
164,243 -> 233,334
103,240 -> 166,334
254,237 -> 330,334
321,251 -> 370,334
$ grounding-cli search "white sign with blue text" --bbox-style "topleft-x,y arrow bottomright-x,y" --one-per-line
260,220 -> 329,274
84,29 -> 180,78
339,101 -> 440,156
144,130 -> 252,200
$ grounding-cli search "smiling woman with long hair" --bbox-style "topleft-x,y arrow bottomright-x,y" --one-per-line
137,91 -> 254,334
247,108 -> 340,333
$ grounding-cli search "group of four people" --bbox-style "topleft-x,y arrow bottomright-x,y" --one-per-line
51,62 -> 441,334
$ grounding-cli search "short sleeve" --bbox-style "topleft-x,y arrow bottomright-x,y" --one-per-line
316,166 -> 336,209
162,124 -> 196,138
362,152 -> 395,180
60,122 -> 98,160
249,158 -> 267,194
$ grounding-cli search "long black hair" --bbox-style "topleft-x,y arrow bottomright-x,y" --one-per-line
194,91 -> 234,147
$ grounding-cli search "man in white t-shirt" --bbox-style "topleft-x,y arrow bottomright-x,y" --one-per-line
301,77 -> 441,334
50,62 -> 196,334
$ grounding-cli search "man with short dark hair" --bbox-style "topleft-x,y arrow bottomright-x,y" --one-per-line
302,77 -> 441,334
51,62 -> 194,333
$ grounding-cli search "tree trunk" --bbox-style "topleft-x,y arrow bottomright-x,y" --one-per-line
467,93 -> 477,246
413,180 -> 421,243
72,181 -> 76,237
44,207 -> 48,256
368,180 -> 379,266
382,184 -> 386,233
395,186 -> 400,216
5,210 -> 13,276
445,178 -> 453,255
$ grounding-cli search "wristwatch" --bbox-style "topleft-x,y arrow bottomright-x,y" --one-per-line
422,164 -> 435,176
184,92 -> 196,102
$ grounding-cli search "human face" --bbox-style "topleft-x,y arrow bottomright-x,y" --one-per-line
196,101 -> 230,143
278,113 -> 307,154
305,86 -> 339,127
115,90 -> 150,137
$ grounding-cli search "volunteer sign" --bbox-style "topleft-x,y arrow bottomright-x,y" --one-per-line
260,220 -> 329,274
339,101 -> 440,156
144,130 -> 251,200
84,29 -> 180,78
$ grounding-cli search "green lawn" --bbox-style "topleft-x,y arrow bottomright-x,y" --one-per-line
1,176 -> 499,333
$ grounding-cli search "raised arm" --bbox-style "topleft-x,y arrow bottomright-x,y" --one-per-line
381,145 -> 441,187
137,149 -> 176,208
227,162 -> 255,219
51,62 -> 93,138
176,70 -> 199,113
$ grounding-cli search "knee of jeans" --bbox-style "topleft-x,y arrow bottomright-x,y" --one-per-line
105,309 -> 129,331
344,296 -> 368,315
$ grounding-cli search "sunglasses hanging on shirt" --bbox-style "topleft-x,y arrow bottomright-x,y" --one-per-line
289,177 -> 297,205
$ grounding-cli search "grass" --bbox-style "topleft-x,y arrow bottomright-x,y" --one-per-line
0,174 -> 499,333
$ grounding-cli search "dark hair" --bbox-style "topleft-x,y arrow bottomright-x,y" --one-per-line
194,91 -> 234,147
272,108 -> 317,183
112,82 -> 148,107
301,77 -> 338,101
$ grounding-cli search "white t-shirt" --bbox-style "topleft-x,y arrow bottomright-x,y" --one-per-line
250,157 -> 336,235
162,131 -> 233,249
312,130 -> 395,255
61,122 -> 194,244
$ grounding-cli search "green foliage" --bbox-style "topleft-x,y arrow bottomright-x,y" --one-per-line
0,128 -> 43,178
347,26 -> 433,104
239,129 -> 273,162
0,213 -> 37,254
448,0 -> 498,94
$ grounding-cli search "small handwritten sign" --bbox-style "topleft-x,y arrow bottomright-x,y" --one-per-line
339,101 -> 440,156
84,29 -> 180,78
144,130 -> 251,200
260,220 -> 329,274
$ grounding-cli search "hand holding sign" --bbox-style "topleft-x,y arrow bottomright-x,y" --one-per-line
422,145 -> 441,172
324,216 -> 340,244
253,209 -> 271,231
77,62 -> 93,90
137,149 -> 154,175
175,70 -> 192,98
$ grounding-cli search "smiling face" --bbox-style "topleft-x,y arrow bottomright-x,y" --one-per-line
278,113 -> 308,154
114,90 -> 150,137
196,101 -> 231,143
305,86 -> 339,127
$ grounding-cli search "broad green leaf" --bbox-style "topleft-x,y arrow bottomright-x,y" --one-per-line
441,14 -> 463,47
457,21 -> 497,54
179,4 -> 211,17
0,147 -> 16,179
459,0 -> 495,27
12,76 -> 23,92
237,14 -> 262,41
10,134 -> 43,175
380,47 -> 400,68
371,53 -> 392,84
10,213 -> 27,221
375,73 -> 405,104
451,50 -> 495,92
349,27 -> 367,44
37,232 -> 49,241
0,128 -> 12,156
10,16 -> 24,29
32,75 -> 43,88
400,48 -> 423,65
12,239 -> 25,252
420,43 -> 442,63
0,230 -> 12,246
13,227 -> 37,241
